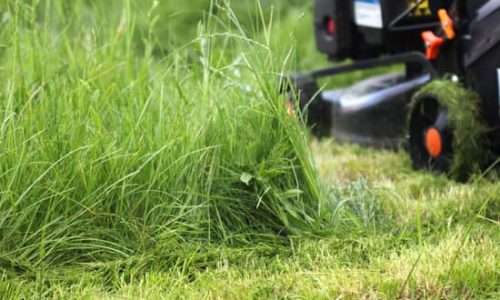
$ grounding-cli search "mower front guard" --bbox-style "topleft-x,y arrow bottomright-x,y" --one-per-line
284,51 -> 436,148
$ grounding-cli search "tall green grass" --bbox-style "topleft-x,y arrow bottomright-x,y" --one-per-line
3,2 -> 496,298
0,0 -> 334,272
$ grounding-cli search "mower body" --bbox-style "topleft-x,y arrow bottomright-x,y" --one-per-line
295,0 -> 500,155
325,72 -> 430,149
465,1 -> 500,151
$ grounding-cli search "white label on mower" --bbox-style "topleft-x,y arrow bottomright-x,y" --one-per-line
354,0 -> 383,29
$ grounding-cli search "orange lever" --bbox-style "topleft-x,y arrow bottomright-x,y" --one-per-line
421,31 -> 444,60
438,9 -> 456,40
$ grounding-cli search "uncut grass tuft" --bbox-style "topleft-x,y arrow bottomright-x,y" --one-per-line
0,0 -> 331,274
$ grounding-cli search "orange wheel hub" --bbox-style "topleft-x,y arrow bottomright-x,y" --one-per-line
425,128 -> 442,158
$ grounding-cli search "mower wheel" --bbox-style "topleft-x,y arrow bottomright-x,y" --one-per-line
408,81 -> 489,180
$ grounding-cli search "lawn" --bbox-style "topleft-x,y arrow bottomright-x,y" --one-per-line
0,0 -> 498,299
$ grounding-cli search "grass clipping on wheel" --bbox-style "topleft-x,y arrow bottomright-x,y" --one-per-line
0,0 -> 329,270
411,80 -> 491,179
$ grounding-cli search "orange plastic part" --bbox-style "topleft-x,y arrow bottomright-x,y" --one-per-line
286,100 -> 295,116
425,128 -> 443,158
438,9 -> 456,40
421,31 -> 445,60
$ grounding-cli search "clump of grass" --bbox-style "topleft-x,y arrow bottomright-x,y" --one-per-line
0,0 -> 332,274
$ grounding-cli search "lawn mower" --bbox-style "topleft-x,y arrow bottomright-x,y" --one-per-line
285,0 -> 500,178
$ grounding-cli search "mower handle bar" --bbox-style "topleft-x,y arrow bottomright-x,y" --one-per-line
310,52 -> 438,80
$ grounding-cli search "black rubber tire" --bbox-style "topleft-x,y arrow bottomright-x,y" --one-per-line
408,81 -> 489,180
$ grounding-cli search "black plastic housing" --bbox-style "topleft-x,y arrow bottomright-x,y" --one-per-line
464,1 -> 500,152
314,0 -> 439,61
314,0 -> 353,60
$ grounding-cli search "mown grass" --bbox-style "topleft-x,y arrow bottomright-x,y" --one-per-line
0,0 -> 499,299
